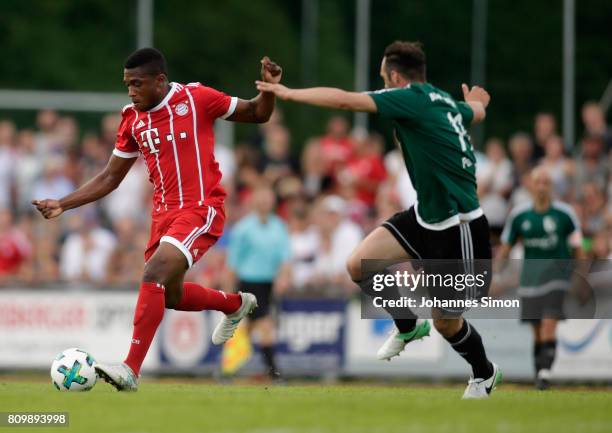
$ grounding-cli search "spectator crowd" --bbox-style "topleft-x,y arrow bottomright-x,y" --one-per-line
0,103 -> 611,293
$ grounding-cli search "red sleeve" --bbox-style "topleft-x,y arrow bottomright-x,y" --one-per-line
198,85 -> 238,120
113,106 -> 140,158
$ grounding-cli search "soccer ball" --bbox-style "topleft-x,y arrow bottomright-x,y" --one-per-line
50,348 -> 97,392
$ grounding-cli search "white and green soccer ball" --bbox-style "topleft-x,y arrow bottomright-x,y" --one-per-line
51,348 -> 97,391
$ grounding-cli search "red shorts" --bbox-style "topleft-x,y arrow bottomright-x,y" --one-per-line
145,205 -> 225,267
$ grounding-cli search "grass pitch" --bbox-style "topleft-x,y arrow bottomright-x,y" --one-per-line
0,379 -> 610,433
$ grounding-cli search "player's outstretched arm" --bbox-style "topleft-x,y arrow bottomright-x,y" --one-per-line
255,82 -> 377,113
32,155 -> 136,219
462,83 -> 490,124
227,57 -> 283,123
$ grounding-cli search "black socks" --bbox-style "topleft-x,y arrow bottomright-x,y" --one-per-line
535,340 -> 557,373
261,345 -> 279,377
444,320 -> 493,379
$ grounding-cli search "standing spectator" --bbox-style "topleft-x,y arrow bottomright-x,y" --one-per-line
540,135 -> 574,200
301,137 -> 326,197
477,137 -> 513,236
259,125 -> 297,184
574,134 -> 609,196
509,132 -> 535,207
0,120 -> 16,210
225,185 -> 292,380
0,209 -> 32,281
34,109 -> 59,157
59,212 -> 117,283
14,129 -> 43,213
533,112 -> 557,161
509,132 -> 534,186
581,101 -> 612,151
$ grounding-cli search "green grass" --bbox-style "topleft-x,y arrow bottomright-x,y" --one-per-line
0,380 -> 611,433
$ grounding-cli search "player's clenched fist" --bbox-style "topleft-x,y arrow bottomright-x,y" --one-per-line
31,199 -> 63,219
260,56 -> 282,84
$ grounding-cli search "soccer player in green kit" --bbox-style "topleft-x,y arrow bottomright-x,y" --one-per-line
499,167 -> 584,390
257,41 -> 500,399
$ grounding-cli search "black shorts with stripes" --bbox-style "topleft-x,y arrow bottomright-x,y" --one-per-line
382,206 -> 492,315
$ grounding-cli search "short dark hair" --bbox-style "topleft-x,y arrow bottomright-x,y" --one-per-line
383,41 -> 426,81
124,47 -> 167,76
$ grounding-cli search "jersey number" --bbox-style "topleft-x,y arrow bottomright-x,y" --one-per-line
447,112 -> 471,152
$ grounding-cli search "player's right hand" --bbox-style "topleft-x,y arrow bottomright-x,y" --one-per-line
462,83 -> 490,108
31,199 -> 64,219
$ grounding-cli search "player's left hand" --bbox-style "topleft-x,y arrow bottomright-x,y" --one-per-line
260,56 -> 282,84
255,81 -> 292,100
462,83 -> 490,108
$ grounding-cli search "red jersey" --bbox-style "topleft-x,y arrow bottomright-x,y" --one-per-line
114,82 -> 236,213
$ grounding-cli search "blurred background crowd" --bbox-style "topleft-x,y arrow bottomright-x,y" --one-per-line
0,101 -> 611,291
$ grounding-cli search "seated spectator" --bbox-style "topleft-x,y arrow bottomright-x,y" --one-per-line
477,137 -> 512,234
338,131 -> 387,209
307,195 -> 363,295
0,209 -> 32,282
540,135 -> 574,200
105,217 -> 148,286
318,115 -> 355,182
579,182 -> 607,238
287,197 -> 318,292
383,148 -> 417,211
59,212 -> 117,284
31,156 -> 75,201
103,158 -> 150,223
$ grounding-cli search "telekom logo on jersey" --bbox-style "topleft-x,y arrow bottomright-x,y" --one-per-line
139,128 -> 188,154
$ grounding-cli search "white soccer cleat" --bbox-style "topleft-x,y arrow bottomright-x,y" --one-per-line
462,362 -> 502,399
377,320 -> 431,361
211,292 -> 258,345
94,362 -> 138,392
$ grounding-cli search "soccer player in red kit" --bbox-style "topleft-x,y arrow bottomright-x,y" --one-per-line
32,48 -> 282,391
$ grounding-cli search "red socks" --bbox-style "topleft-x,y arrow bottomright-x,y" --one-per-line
124,282 -> 165,376
124,281 -> 242,376
174,282 -> 242,314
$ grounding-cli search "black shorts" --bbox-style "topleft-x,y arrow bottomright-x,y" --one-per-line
521,290 -> 566,323
382,206 -> 492,315
238,281 -> 273,321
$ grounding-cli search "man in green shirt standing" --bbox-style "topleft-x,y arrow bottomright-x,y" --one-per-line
499,167 -> 584,389
257,41 -> 500,399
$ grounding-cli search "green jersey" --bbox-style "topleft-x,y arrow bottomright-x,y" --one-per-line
370,83 -> 481,230
501,201 -> 582,295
